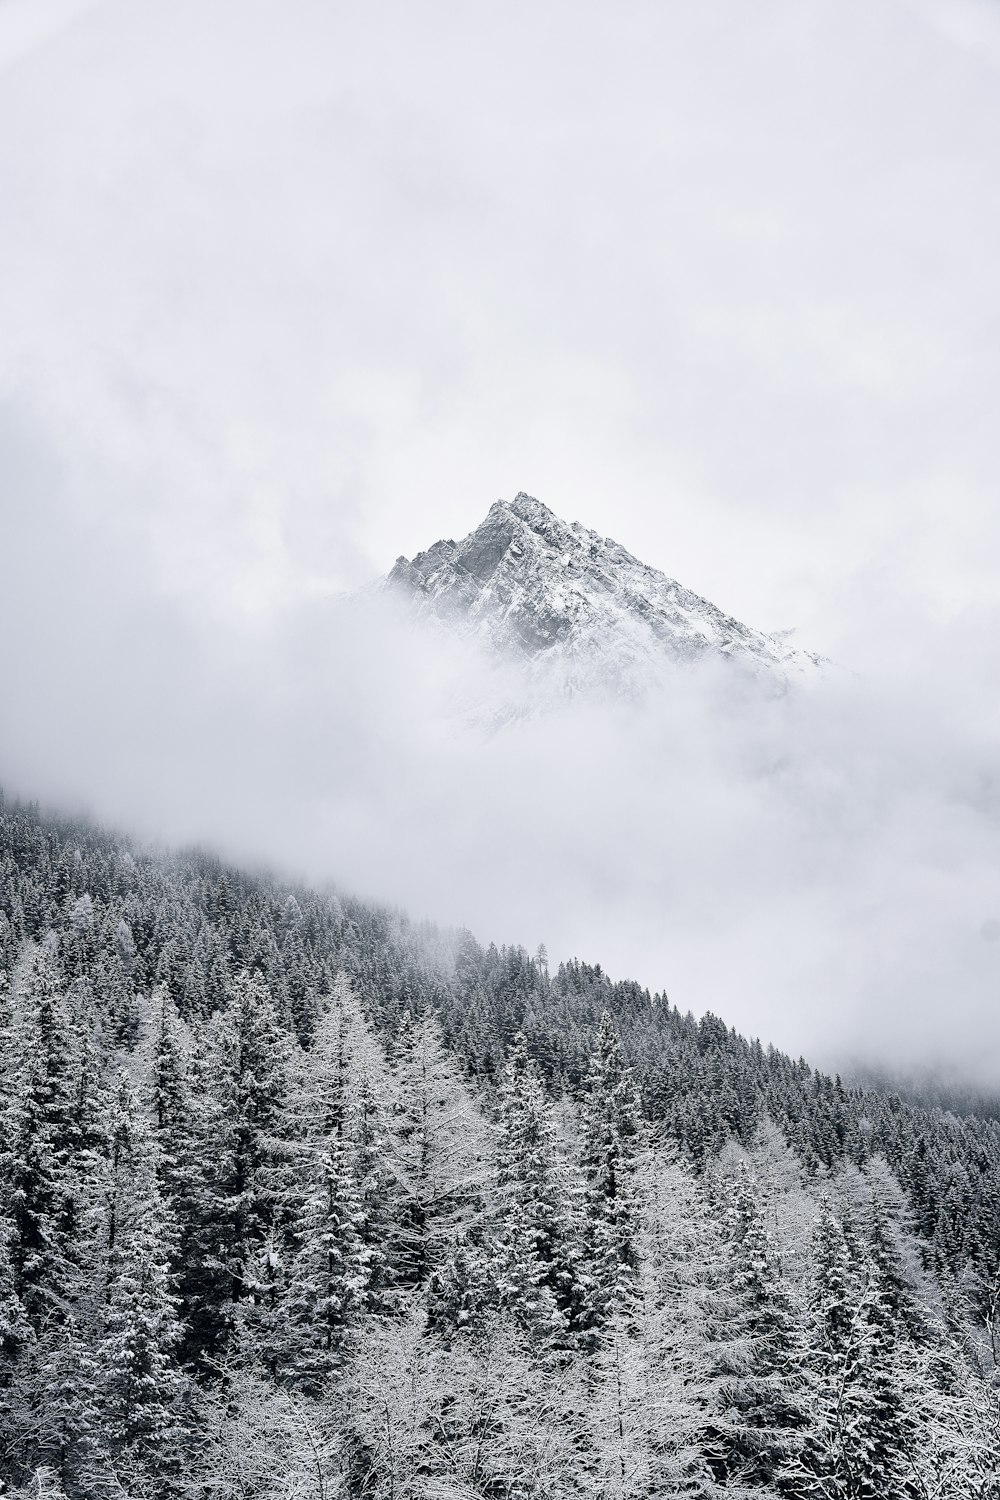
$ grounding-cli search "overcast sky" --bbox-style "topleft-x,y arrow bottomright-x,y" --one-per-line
3,0 -> 1000,647
3,0 -> 1000,1075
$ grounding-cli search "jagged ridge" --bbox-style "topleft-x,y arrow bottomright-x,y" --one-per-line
389,493 -> 822,694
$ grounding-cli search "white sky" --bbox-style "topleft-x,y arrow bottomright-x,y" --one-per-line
3,0 -> 1000,1076
2,0 -> 999,654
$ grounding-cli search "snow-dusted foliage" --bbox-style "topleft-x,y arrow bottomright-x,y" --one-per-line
0,796 -> 998,1497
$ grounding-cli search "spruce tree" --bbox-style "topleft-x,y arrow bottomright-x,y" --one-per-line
208,971 -> 292,1302
1,949 -> 80,1328
0,954 -> 104,1489
710,1162 -> 809,1490
387,1010 -> 490,1288
794,1198 -> 915,1500
280,1131 -> 369,1388
96,1072 -> 186,1492
143,990 -> 232,1363
579,1012 -> 643,1331
237,979 -> 377,1384
488,1032 -> 581,1337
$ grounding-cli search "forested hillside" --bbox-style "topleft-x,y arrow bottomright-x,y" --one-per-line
1,793 -> 998,1498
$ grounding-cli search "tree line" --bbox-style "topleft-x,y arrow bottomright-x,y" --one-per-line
0,793 -> 998,1497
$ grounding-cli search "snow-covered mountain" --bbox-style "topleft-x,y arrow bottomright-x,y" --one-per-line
388,493 -> 822,702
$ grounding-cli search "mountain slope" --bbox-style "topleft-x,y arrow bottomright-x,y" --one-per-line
1,795 -> 999,1495
388,492 -> 822,697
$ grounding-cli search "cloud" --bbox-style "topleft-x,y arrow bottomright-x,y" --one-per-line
1,0 -> 999,644
2,1 -> 1000,1084
4,408 -> 1000,1083
0,0 -> 99,72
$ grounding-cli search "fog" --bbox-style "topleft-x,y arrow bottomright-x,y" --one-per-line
3,0 -> 1000,641
4,426 -> 1000,1081
2,1 -> 1000,1080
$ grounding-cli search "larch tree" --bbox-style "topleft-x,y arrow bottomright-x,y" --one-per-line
598,1153 -> 728,1500
386,1009 -> 492,1290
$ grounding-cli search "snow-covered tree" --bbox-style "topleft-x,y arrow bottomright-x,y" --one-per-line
191,1366 -> 346,1500
237,979 -> 381,1383
579,1012 -> 643,1330
386,1010 -> 491,1287
1,949 -> 82,1328
487,1031 -> 581,1337
348,1307 -> 590,1499
621,1154 -> 728,1498
207,971 -> 293,1300
96,1071 -> 186,1489
140,988 -> 234,1362
278,1131 -> 370,1389
793,1198 -> 915,1499
707,1163 -> 809,1489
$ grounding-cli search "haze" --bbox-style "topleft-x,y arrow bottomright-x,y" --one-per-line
2,0 -> 1000,1080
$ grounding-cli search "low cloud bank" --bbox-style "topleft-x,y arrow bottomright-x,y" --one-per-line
4,425 -> 1000,1083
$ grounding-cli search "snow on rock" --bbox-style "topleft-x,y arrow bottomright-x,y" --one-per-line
387,493 -> 823,706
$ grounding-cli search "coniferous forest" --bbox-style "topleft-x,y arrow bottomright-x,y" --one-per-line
1,792 -> 999,1499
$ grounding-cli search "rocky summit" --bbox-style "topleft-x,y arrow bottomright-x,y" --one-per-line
388,492 -> 822,698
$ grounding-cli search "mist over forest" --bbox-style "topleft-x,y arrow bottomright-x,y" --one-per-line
3,0 -> 1000,1081
1,793 -> 1000,1498
5,449 -> 1000,1081
3,2 -> 1000,1496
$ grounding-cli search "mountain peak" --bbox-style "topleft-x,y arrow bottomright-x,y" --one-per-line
501,491 -> 557,525
388,493 -> 822,696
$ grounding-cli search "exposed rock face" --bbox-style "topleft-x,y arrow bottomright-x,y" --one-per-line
388,493 -> 822,699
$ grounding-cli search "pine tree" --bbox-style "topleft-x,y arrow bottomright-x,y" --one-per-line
488,1032 -> 580,1337
0,1214 -> 27,1372
237,979 -> 377,1385
849,1242 -> 916,1500
280,1131 -> 369,1389
295,978 -> 396,1312
10,1312 -> 101,1496
793,1198 -> 915,1499
208,971 -> 292,1301
579,1012 -> 643,1331
1,949 -> 80,1328
352,1066 -> 395,1313
387,1010 -> 491,1288
0,953 -> 104,1489
96,1072 -> 186,1491
142,989 -> 232,1363
709,1162 -> 808,1490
